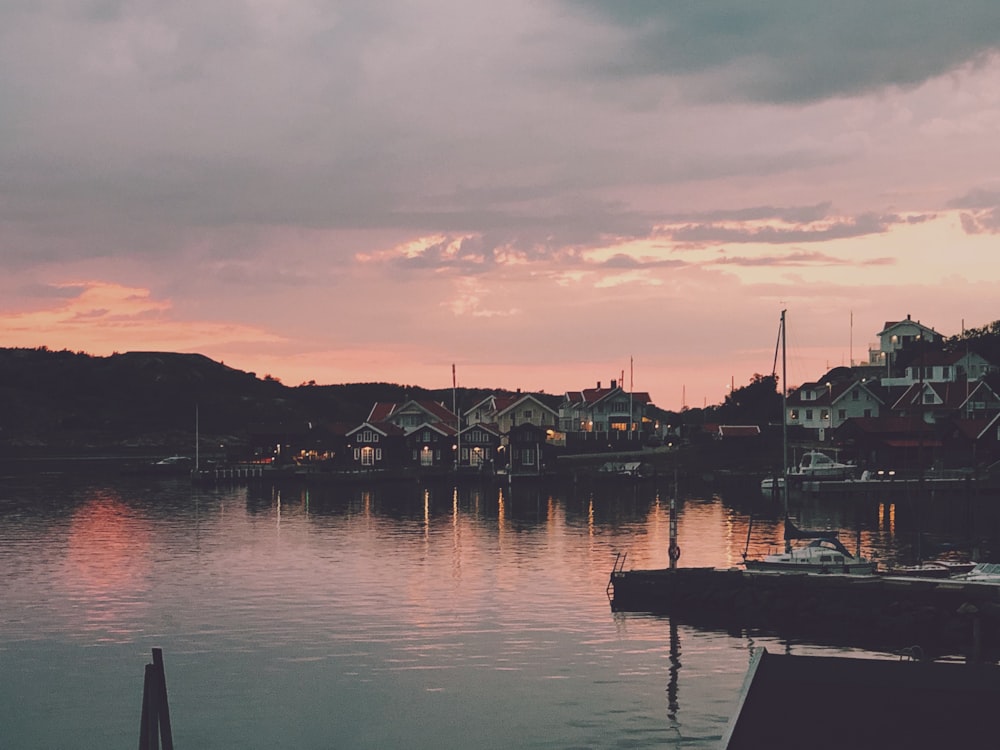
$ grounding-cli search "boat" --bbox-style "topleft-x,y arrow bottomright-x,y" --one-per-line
747,312 -> 876,574
791,450 -> 856,480
744,518 -> 878,574
955,562 -> 1000,582
596,461 -> 652,479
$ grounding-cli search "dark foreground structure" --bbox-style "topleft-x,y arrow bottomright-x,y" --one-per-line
723,648 -> 1000,750
609,567 -> 1000,659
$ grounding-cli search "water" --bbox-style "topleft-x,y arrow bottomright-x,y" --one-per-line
0,469 -> 993,748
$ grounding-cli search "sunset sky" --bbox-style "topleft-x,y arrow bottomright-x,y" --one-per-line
4,3 -> 1000,410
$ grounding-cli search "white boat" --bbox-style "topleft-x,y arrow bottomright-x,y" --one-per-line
744,519 -> 878,574
955,562 -> 1000,582
792,451 -> 856,480
759,476 -> 785,494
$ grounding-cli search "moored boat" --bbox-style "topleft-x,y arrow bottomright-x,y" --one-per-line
791,450 -> 856,481
743,519 -> 877,574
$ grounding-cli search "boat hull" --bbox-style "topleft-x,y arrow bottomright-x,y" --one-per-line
744,560 -> 877,575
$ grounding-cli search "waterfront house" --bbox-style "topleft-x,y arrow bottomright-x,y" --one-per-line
404,421 -> 458,469
559,380 -> 651,446
344,421 -> 407,471
505,422 -> 551,477
457,422 -> 502,470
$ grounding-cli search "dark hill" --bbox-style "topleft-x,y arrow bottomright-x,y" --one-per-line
0,348 -> 526,455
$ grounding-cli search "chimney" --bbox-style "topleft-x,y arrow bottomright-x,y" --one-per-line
611,379 -> 617,389
597,381 -> 601,389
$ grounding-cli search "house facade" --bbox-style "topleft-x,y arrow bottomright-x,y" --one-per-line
559,380 -> 651,438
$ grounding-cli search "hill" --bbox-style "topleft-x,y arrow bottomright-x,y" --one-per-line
0,348 -> 519,455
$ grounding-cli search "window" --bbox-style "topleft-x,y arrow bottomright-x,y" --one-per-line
838,410 -> 846,420
420,446 -> 433,466
523,410 -> 533,420
942,366 -> 950,379
923,392 -> 935,404
805,409 -> 813,420
852,390 -> 859,401
471,447 -> 484,467
864,409 -> 872,417
361,446 -> 375,466
789,409 -> 799,421
522,448 -> 536,466
820,409 -> 829,421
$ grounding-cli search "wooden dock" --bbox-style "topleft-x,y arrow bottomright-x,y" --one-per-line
609,566 -> 1000,659
722,648 -> 1000,750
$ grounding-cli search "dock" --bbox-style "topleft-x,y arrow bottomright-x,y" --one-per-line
722,648 -> 1000,750
609,566 -> 1000,658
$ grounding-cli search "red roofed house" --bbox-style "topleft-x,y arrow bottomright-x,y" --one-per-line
559,380 -> 651,436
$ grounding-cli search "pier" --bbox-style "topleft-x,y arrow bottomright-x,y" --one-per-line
609,566 -> 1000,659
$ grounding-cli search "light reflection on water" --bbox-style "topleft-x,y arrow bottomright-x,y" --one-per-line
0,472 -> 993,748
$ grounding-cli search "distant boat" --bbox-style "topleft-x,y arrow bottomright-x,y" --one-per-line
791,450 -> 856,480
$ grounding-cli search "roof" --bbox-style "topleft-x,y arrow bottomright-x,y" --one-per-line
346,421 -> 405,437
495,393 -> 560,417
717,425 -> 761,438
366,399 -> 457,425
876,316 -> 939,337
563,386 -> 651,407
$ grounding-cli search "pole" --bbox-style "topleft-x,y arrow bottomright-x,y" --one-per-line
668,468 -> 680,569
781,309 -> 789,516
453,364 -> 459,471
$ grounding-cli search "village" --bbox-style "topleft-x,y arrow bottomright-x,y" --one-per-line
221,313 -> 1000,483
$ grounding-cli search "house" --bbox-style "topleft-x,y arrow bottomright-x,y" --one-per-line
404,421 -> 458,469
867,314 -> 942,373
889,378 -> 996,425
505,422 -> 552,477
344,421 -> 407,471
886,348 -> 996,388
559,380 -> 651,438
832,416 -> 940,473
495,393 -> 560,434
367,399 -> 459,434
457,422 -> 502,470
788,378 -> 885,437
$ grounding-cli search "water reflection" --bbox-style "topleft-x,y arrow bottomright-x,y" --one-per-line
63,492 -> 152,640
2,473 -> 1000,749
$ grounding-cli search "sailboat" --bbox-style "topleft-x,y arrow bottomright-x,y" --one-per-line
759,310 -> 790,499
744,311 -> 877,575
744,518 -> 878,574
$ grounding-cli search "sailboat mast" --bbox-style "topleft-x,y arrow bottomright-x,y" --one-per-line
780,309 -> 789,516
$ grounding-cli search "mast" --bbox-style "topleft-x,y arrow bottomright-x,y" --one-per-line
195,403 -> 200,472
453,364 -> 459,472
780,310 -> 789,519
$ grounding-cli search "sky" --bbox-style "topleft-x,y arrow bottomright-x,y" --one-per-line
4,2 -> 1000,411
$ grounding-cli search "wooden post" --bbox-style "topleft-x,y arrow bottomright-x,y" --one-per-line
138,648 -> 174,750
152,648 -> 174,750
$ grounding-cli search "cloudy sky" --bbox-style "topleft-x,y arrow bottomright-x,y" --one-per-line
4,2 -> 1000,410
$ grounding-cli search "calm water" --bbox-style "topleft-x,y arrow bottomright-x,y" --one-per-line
1,467 -> 994,749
